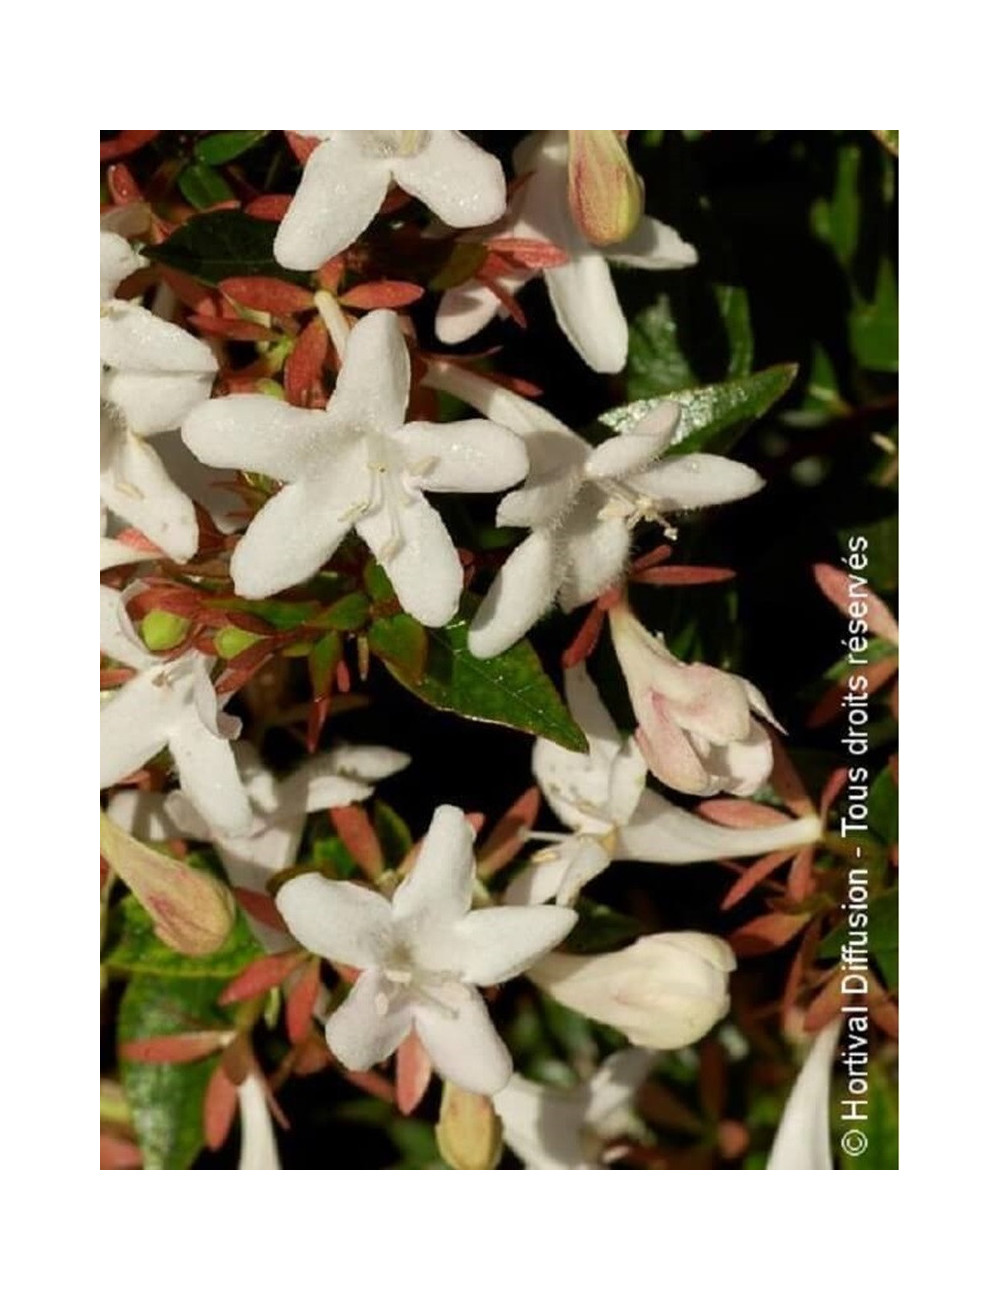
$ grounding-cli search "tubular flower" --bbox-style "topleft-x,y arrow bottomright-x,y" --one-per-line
766,1019 -> 841,1170
110,741 -> 409,952
493,1048 -> 656,1170
424,363 -> 762,658
100,586 -> 252,836
276,805 -> 576,1096
436,130 -> 696,374
508,664 -> 822,905
236,1073 -> 282,1171
274,131 -> 506,271
529,932 -> 735,1050
183,310 -> 528,625
608,601 -> 779,797
100,229 -> 217,561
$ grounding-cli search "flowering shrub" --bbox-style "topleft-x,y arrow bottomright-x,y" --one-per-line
100,130 -> 898,1170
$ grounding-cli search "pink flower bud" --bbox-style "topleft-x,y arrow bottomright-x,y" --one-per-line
608,602 -> 778,797
567,131 -> 644,246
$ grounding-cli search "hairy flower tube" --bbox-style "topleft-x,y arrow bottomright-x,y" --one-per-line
424,363 -> 763,658
436,130 -> 696,373
100,586 -> 252,835
274,131 -> 506,271
529,933 -> 735,1050
100,229 -> 217,561
276,805 -> 576,1095
508,664 -> 822,905
608,600 -> 780,797
183,310 -> 528,625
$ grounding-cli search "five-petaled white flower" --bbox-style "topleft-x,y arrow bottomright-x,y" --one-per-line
274,131 -> 507,271
100,230 -> 218,561
424,363 -> 763,657
436,130 -> 697,374
493,1048 -> 656,1170
767,1019 -> 841,1170
110,740 -> 409,952
508,663 -> 821,905
276,804 -> 577,1096
183,310 -> 528,626
100,586 -> 252,835
609,600 -> 779,797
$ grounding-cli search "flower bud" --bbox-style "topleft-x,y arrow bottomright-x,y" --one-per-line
141,610 -> 190,652
530,933 -> 735,1049
567,131 -> 644,246
608,601 -> 777,797
435,1081 -> 503,1170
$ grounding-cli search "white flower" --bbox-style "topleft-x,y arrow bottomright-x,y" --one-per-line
508,663 -> 822,905
100,586 -> 252,835
493,1049 -> 655,1170
423,362 -> 762,657
274,131 -> 506,271
767,1020 -> 841,1170
183,310 -> 528,625
100,230 -> 218,561
436,130 -> 697,374
276,804 -> 577,1095
609,600 -> 779,797
529,932 -> 735,1050
110,740 -> 409,951
237,1073 -> 281,1171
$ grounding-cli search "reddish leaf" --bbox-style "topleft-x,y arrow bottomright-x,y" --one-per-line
285,131 -> 319,164
285,315 -> 329,408
477,787 -> 541,879
245,194 -> 292,221
121,1031 -> 224,1065
285,959 -> 322,1045
112,527 -> 161,555
697,798 -> 791,829
813,563 -> 899,644
215,637 -> 278,695
317,257 -> 345,292
562,603 -> 607,668
720,849 -> 797,910
203,1062 -> 239,1150
107,164 -> 142,205
729,910 -> 810,956
717,1120 -> 749,1161
340,280 -> 424,309
632,564 -> 736,586
233,887 -> 288,933
786,846 -> 816,903
476,272 -> 527,328
819,767 -> 849,819
188,312 -> 275,342
220,276 -> 315,315
485,236 -> 569,269
803,973 -> 842,1033
867,976 -> 899,1038
395,1032 -> 433,1115
161,269 -> 216,314
330,805 -> 384,877
100,131 -> 159,162
631,543 -> 673,573
100,1133 -> 144,1169
219,951 -> 306,1005
343,1068 -> 396,1104
768,736 -> 814,818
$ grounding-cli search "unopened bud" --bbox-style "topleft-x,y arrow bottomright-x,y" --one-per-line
141,610 -> 189,652
435,1081 -> 503,1170
567,131 -> 643,246
215,626 -> 263,660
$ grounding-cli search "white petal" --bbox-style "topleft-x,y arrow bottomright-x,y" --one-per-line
354,487 -> 463,627
448,904 -> 577,984
584,401 -> 682,480
496,429 -> 588,528
182,394 -> 333,480
557,494 -> 631,609
583,1048 -> 657,1127
99,584 -> 153,671
617,788 -> 820,863
392,805 -> 475,930
100,304 -> 217,376
328,307 -> 410,434
167,715 -> 253,836
414,985 -> 512,1095
328,743 -> 410,784
100,428 -> 199,563
627,454 -> 764,511
237,1074 -> 282,1170
276,874 -> 393,967
436,280 -> 508,345
324,969 -> 412,1070
503,847 -> 577,906
423,361 -> 574,439
605,217 -> 698,270
105,371 -> 215,437
101,231 -> 147,300
100,671 -> 180,788
229,467 -> 362,599
544,253 -> 629,374
108,790 -> 182,842
274,134 -> 389,270
393,132 -> 506,229
494,1075 -> 587,1170
467,529 -> 563,659
216,825 -> 301,889
767,1020 -> 840,1170
709,719 -> 774,798
396,419 -> 528,493
151,430 -> 245,534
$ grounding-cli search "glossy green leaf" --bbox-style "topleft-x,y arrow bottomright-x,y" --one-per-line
105,894 -> 262,979
626,285 -> 753,401
369,601 -> 586,752
312,591 -> 371,632
818,889 -> 897,970
868,767 -> 899,846
177,162 -> 236,211
194,131 -> 270,165
561,899 -> 641,955
143,211 -> 309,287
367,611 -> 428,677
598,363 -> 797,457
118,973 -> 230,1169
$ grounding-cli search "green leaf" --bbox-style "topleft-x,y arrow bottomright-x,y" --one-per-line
372,800 -> 412,868
598,364 -> 797,457
561,899 -> 641,954
143,211 -> 309,287
850,257 -> 898,372
717,283 -> 753,378
118,973 -> 230,1169
627,295 -> 697,396
194,130 -> 270,165
367,611 -> 429,677
105,894 -> 262,979
835,1061 -> 898,1169
312,591 -> 371,632
176,162 -> 236,211
818,888 -> 898,990
868,767 -> 898,846
369,601 -> 587,752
